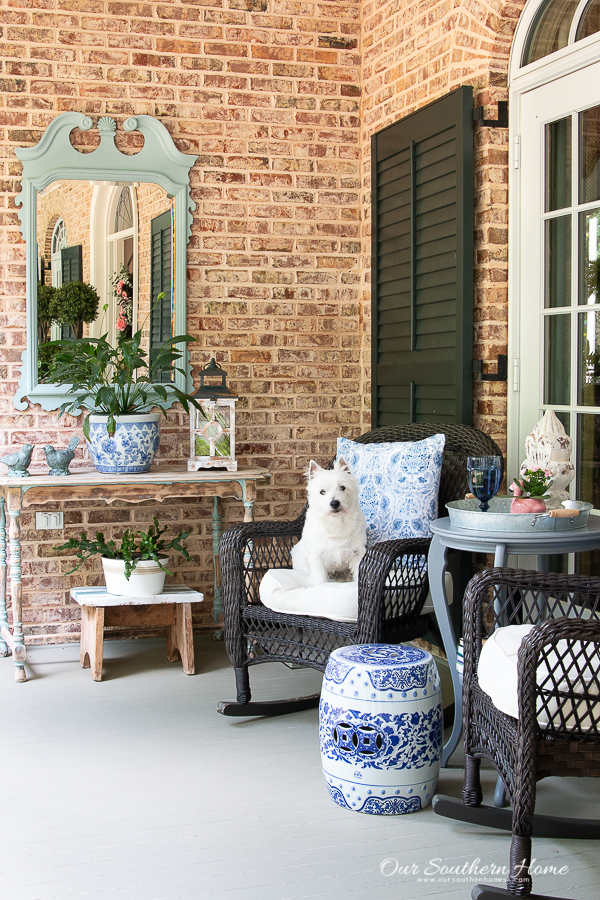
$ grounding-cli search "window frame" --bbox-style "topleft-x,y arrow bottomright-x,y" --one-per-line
507,0 -> 600,481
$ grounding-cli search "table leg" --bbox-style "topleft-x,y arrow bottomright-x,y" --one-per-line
243,480 -> 256,522
80,606 -> 104,681
212,497 -> 223,629
170,602 -> 195,675
493,543 -> 507,567
7,489 -> 25,682
429,534 -> 462,767
492,542 -> 508,807
0,497 -> 8,656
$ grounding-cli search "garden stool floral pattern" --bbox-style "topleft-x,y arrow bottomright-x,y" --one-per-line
319,644 -> 442,815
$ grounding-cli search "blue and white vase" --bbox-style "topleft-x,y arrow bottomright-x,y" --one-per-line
86,413 -> 161,474
319,644 -> 442,815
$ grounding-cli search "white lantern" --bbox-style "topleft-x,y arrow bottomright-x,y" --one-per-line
188,358 -> 238,472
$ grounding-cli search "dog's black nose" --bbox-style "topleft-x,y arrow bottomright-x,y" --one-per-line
330,499 -> 341,511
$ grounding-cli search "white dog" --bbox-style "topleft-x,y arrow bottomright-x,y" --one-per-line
291,458 -> 367,586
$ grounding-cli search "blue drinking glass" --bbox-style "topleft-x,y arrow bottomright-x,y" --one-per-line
467,456 -> 502,512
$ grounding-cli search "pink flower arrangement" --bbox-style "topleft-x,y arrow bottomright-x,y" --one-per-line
512,466 -> 553,499
111,265 -> 134,337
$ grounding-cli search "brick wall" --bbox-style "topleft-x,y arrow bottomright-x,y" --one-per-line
0,0 -> 363,642
1,0 -> 524,644
360,0 -> 525,454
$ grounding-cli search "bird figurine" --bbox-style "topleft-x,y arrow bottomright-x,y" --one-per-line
0,444 -> 34,477
43,436 -> 80,476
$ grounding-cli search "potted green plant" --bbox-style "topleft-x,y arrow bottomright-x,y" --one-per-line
53,280 -> 100,340
45,312 -> 202,474
56,517 -> 192,596
510,467 -> 553,514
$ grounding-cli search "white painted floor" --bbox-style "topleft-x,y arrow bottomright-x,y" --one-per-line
0,636 -> 599,900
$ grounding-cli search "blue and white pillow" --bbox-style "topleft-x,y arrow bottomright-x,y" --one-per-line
337,434 -> 445,548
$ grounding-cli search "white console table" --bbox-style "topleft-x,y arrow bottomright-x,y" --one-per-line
0,464 -> 270,682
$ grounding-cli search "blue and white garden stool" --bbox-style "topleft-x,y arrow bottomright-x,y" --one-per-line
319,644 -> 443,815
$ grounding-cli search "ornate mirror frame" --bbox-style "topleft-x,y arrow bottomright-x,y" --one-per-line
14,112 -> 197,412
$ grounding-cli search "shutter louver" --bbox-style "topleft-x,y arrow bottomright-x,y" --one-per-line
60,244 -> 82,284
150,210 -> 173,383
371,86 -> 474,427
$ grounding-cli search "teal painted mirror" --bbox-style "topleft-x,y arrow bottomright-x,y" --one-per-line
14,113 -> 197,411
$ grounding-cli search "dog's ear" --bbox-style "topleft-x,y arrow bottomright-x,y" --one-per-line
336,456 -> 351,474
307,460 -> 321,480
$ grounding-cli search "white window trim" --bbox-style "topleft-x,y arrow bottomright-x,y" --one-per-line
507,1 -> 600,481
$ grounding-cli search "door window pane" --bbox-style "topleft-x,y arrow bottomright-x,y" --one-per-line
544,314 -> 571,405
580,209 -> 600,305
545,117 -> 572,211
579,105 -> 600,203
545,215 -> 571,307
576,413 -> 600,575
578,309 -> 600,404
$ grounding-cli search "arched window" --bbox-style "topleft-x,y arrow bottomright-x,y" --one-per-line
114,186 -> 133,233
509,0 -> 600,573
50,218 -> 67,288
523,0 -> 600,65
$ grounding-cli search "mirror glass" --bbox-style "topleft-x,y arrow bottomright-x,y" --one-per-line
14,113 -> 197,412
36,179 -> 175,382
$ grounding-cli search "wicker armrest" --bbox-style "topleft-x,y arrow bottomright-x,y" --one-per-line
516,616 -> 600,735
220,515 -> 305,560
356,536 -> 431,642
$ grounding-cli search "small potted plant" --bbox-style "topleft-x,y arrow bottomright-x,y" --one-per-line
56,517 -> 192,597
44,303 -> 202,474
510,467 -> 553,513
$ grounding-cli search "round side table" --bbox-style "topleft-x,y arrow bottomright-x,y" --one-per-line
428,514 -> 600,768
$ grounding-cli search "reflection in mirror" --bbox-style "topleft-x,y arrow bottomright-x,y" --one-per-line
36,179 -> 175,383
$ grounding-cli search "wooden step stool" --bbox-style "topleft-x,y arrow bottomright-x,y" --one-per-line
71,585 -> 204,681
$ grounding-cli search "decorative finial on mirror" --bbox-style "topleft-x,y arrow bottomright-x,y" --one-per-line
97,116 -> 116,136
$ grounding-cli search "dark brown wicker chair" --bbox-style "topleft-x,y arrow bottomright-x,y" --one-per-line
433,567 -> 600,900
217,422 -> 503,717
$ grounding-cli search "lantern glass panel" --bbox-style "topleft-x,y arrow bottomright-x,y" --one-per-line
215,432 -> 231,456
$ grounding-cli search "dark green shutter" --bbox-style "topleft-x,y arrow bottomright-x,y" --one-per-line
371,86 -> 474,426
60,245 -> 83,339
60,244 -> 82,284
150,210 -> 173,382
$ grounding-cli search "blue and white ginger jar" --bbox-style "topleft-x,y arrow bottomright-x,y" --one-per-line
86,413 -> 160,474
319,643 -> 442,815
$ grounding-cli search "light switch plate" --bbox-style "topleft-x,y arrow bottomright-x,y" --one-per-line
36,512 -> 64,530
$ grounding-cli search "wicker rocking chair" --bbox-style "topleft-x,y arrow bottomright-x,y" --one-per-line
217,422 -> 502,717
433,567 -> 600,900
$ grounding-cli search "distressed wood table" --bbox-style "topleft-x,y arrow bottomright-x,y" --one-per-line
0,464 -> 270,682
71,584 -> 204,681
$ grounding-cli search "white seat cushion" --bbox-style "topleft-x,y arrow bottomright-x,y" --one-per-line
478,624 -> 600,727
259,569 -> 452,623
259,569 -> 359,623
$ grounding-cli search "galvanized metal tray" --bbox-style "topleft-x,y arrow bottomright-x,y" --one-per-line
446,497 -> 594,532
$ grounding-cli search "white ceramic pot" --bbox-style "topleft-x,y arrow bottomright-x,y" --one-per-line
101,557 -> 168,597
86,413 -> 160,474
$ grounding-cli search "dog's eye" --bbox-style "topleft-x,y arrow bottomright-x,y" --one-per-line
320,489 -> 326,495
339,485 -> 346,491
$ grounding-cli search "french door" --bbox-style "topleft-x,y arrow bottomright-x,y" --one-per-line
519,60 -> 600,572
